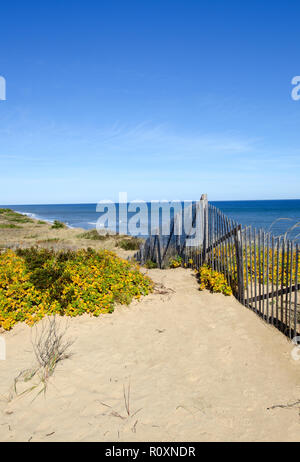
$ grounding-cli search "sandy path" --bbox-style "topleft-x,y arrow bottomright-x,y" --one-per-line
1,267 -> 300,442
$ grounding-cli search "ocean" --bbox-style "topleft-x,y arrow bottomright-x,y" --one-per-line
2,199 -> 300,242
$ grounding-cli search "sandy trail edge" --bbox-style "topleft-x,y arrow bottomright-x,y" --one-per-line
1,267 -> 300,442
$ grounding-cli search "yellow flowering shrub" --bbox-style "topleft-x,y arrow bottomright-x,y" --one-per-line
169,255 -> 182,268
210,246 -> 300,286
198,265 -> 232,296
0,248 -> 153,330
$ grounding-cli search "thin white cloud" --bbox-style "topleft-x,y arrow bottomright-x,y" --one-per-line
83,122 -> 257,160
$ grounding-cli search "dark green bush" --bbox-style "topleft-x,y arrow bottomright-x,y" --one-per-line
144,260 -> 158,269
0,208 -> 12,214
8,216 -> 33,223
51,220 -> 65,229
37,238 -> 61,243
16,247 -> 55,271
117,238 -> 142,251
77,229 -> 108,240
16,247 -> 76,271
0,224 -> 22,229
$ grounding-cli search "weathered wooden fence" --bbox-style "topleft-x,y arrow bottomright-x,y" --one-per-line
135,195 -> 300,339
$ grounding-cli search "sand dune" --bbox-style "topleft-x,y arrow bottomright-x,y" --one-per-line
1,267 -> 300,442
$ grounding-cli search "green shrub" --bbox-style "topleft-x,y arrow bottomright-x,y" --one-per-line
77,229 -> 108,240
0,224 -> 22,229
8,216 -> 33,223
16,247 -> 56,271
169,255 -> 182,268
51,220 -> 65,229
144,260 -> 158,269
198,265 -> 232,296
0,248 -> 153,330
0,208 -> 13,214
117,237 -> 142,251
37,238 -> 61,244
0,210 -> 33,223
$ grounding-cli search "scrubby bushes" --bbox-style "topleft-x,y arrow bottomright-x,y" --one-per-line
77,231 -> 142,250
77,229 -> 108,240
145,260 -> 158,269
0,224 -> 22,229
51,220 -> 65,229
0,208 -> 12,214
0,248 -> 153,330
116,237 -> 142,250
198,265 -> 232,296
169,255 -> 182,268
0,209 -> 33,223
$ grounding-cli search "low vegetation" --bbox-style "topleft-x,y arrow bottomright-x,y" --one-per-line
145,259 -> 158,269
51,220 -> 65,229
116,237 -> 142,251
0,247 -> 153,330
9,316 -> 74,400
169,255 -> 182,268
167,254 -> 232,295
197,265 -> 232,296
77,229 -> 109,240
77,230 -> 143,250
0,224 -> 22,229
0,208 -> 33,223
37,238 -> 61,243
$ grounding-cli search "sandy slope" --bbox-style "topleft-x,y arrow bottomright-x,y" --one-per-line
1,267 -> 300,442
0,210 -> 137,259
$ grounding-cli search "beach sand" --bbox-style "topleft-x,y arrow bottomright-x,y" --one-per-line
1,267 -> 300,442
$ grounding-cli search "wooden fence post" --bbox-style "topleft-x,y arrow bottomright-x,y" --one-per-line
201,194 -> 208,263
234,225 -> 245,303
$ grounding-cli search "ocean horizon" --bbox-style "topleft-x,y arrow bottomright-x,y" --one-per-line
1,199 -> 300,241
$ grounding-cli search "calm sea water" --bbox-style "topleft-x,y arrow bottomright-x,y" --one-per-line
2,200 -> 300,241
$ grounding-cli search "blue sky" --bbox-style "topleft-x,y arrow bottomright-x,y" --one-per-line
0,0 -> 299,204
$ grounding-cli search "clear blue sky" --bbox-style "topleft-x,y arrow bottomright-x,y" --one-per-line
0,0 -> 299,204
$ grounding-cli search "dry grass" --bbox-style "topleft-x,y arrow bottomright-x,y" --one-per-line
31,316 -> 74,372
6,316 -> 74,402
0,209 -> 142,259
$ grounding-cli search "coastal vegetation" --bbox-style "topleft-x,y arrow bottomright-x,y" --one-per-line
0,224 -> 22,229
145,259 -> 158,269
208,246 -> 300,285
116,237 -> 142,251
0,210 -> 142,255
168,254 -> 232,295
78,229 -> 143,250
197,265 -> 233,296
169,255 -> 182,268
0,208 -> 34,223
77,229 -> 109,240
0,247 -> 153,330
51,220 -> 65,229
